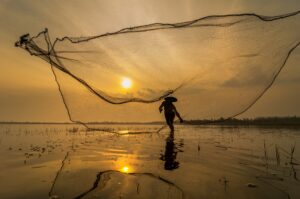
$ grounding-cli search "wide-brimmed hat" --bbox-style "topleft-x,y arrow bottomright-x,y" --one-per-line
164,96 -> 178,102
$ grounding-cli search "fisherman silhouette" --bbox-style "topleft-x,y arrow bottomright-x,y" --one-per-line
159,96 -> 183,131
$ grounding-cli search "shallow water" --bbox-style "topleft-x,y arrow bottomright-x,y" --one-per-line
0,124 -> 299,199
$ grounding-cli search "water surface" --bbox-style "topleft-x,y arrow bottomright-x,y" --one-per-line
0,124 -> 299,199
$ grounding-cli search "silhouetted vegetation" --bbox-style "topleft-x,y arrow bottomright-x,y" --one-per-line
186,116 -> 300,127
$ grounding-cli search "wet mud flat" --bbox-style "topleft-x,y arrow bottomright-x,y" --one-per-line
0,124 -> 299,199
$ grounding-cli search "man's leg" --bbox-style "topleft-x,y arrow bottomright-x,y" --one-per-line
165,113 -> 173,131
169,113 -> 175,131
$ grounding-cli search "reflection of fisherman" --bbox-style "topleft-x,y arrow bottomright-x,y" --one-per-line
161,131 -> 180,170
159,97 -> 183,131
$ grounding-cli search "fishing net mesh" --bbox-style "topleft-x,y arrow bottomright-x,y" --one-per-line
16,12 -> 300,125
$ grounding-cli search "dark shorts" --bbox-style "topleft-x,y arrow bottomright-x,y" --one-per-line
164,112 -> 175,126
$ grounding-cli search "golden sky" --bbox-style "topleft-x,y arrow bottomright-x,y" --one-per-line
0,0 -> 300,122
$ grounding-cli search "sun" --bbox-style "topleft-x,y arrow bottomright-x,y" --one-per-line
121,166 -> 129,173
121,77 -> 132,89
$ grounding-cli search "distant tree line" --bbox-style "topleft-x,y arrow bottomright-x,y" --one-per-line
185,116 -> 300,126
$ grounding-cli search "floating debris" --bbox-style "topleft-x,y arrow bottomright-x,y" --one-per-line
246,183 -> 258,188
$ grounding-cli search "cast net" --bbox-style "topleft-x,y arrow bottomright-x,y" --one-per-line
15,11 -> 300,127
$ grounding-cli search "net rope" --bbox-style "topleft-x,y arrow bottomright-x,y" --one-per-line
15,11 -> 300,128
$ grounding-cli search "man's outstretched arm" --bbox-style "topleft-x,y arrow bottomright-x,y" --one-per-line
174,107 -> 184,123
